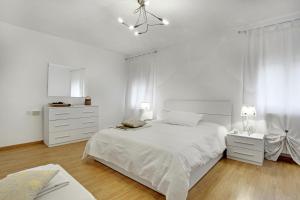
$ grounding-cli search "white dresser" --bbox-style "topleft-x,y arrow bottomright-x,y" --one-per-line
226,133 -> 264,166
43,105 -> 99,147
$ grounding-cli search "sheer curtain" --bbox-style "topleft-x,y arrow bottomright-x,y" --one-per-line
243,20 -> 300,164
125,54 -> 157,120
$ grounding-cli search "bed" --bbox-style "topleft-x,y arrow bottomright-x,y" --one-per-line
83,100 -> 232,200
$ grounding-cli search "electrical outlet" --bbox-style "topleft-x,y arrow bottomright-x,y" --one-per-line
27,110 -> 41,116
32,111 -> 41,116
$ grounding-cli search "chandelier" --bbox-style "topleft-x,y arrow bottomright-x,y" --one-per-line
118,0 -> 169,36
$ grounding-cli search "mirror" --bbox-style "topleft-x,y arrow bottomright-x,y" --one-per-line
48,63 -> 86,97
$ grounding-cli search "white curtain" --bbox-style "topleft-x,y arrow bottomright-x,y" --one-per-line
125,54 -> 157,120
243,20 -> 300,164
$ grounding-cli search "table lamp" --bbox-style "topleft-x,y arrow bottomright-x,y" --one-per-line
241,105 -> 256,135
140,102 -> 153,121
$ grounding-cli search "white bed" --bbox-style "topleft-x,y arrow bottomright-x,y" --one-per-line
83,100 -> 232,200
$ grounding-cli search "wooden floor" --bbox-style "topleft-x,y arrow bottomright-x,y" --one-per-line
0,142 -> 299,200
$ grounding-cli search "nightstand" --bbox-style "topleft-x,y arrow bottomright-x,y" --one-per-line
226,133 -> 264,166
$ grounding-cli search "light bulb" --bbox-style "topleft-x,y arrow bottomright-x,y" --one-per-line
162,19 -> 169,25
144,0 -> 150,6
134,31 -> 139,36
118,17 -> 124,24
129,25 -> 134,30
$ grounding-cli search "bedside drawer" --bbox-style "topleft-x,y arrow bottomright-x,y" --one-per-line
227,146 -> 264,164
227,135 -> 263,151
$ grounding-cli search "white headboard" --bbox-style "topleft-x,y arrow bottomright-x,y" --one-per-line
163,99 -> 232,129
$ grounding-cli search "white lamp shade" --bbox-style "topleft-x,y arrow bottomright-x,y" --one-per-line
141,110 -> 153,121
140,102 -> 151,110
241,106 -> 256,117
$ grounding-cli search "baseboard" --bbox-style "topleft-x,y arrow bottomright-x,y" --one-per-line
0,141 -> 43,151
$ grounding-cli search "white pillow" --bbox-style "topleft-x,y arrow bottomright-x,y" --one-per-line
122,119 -> 146,128
161,110 -> 203,126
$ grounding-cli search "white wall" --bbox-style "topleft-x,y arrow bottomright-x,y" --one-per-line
0,21 -> 127,147
155,31 -> 245,128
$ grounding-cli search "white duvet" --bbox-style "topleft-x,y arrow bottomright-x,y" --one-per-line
83,121 -> 227,200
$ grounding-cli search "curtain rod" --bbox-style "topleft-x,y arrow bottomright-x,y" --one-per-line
125,50 -> 158,61
238,16 -> 300,34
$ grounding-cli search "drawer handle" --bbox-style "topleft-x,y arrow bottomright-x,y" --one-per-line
83,122 -> 95,124
233,151 -> 255,157
83,111 -> 94,113
234,141 -> 255,145
55,136 -> 70,139
55,124 -> 70,127
55,113 -> 70,115
81,132 -> 94,135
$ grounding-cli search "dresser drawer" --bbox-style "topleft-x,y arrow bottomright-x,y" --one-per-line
49,108 -> 78,120
49,119 -> 76,132
227,146 -> 264,164
79,107 -> 98,118
44,106 -> 99,147
49,132 -> 72,145
49,117 -> 98,132
73,127 -> 98,140
227,135 -> 264,151
48,127 -> 97,145
49,107 -> 98,120
80,117 -> 98,129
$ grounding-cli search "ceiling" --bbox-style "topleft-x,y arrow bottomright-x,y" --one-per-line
0,0 -> 299,55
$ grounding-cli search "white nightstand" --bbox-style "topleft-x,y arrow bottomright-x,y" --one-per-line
226,132 -> 264,166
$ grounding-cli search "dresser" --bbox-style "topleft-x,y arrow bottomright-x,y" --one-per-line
43,105 -> 99,147
226,133 -> 264,166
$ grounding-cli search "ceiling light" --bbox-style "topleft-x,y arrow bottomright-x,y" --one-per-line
129,25 -> 134,30
118,17 -> 124,24
162,19 -> 169,25
117,0 -> 170,35
144,0 -> 150,6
